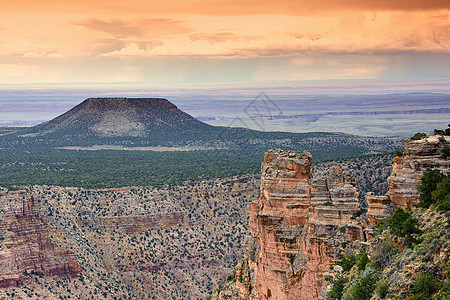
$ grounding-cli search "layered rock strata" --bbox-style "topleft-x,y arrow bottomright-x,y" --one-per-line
0,190 -> 82,288
365,193 -> 392,226
387,135 -> 450,208
223,149 -> 364,300
216,136 -> 450,299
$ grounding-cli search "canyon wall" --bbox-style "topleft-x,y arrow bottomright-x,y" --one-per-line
217,149 -> 366,299
217,135 -> 450,299
0,190 -> 82,288
387,135 -> 449,208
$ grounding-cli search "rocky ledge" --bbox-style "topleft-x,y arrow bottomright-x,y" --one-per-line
388,135 -> 450,208
0,190 -> 82,288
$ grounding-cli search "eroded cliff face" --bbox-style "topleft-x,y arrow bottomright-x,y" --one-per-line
217,149 -> 365,300
387,135 -> 450,208
0,178 -> 258,299
0,190 -> 82,288
215,136 -> 450,299
365,193 -> 392,226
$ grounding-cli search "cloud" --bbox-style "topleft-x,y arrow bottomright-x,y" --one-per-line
72,18 -> 191,38
100,10 -> 450,58
23,51 -> 65,58
101,44 -> 148,57
344,67 -> 385,76
4,1 -> 449,16
1,1 -> 449,84
72,19 -> 142,38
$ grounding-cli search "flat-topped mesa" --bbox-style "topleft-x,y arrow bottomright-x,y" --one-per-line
388,135 -> 450,208
28,97 -> 213,139
244,149 -> 363,300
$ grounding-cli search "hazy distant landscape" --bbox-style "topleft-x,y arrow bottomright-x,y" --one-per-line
1,80 -> 449,137
181,92 -> 450,137
0,96 -> 404,189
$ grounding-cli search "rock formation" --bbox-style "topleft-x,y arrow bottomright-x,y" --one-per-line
0,190 -> 82,288
387,135 -> 450,208
215,135 -> 450,299
365,193 -> 391,226
217,149 -> 365,300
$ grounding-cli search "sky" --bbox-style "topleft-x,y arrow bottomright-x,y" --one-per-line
0,0 -> 449,85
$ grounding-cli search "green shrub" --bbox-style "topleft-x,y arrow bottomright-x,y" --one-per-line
338,251 -> 357,272
394,150 -> 404,157
411,132 -> 427,140
226,271 -> 235,282
418,169 -> 449,212
375,280 -> 389,299
356,247 -> 370,272
375,218 -> 388,233
442,146 -> 450,159
409,272 -> 440,300
371,241 -> 399,271
351,210 -> 362,220
387,208 -> 422,247
347,272 -> 379,300
436,278 -> 450,300
433,176 -> 450,213
327,275 -> 348,300
419,169 -> 445,208
289,253 -> 295,266
434,125 -> 450,136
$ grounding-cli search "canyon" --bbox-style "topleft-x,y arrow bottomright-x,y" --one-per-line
0,179 -> 258,299
0,133 -> 447,299
0,154 -> 393,299
214,135 -> 449,299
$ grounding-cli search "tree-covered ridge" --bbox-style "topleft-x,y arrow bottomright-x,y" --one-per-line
0,150 -> 395,195
411,124 -> 450,140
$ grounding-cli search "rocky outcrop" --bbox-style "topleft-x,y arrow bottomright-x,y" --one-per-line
216,149 -> 365,300
0,190 -> 82,288
365,193 -> 392,226
215,136 -> 450,299
87,211 -> 187,234
364,135 -> 450,225
387,135 -> 450,208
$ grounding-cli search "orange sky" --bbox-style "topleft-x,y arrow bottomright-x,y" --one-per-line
0,0 -> 448,84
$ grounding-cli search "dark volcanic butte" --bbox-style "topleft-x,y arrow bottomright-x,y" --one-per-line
28,98 -> 214,138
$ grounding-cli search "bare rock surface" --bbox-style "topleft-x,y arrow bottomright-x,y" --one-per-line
0,190 -> 82,288
215,149 -> 365,300
387,135 -> 450,208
